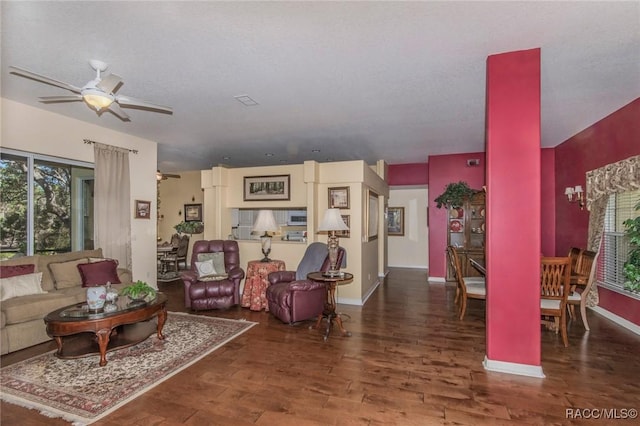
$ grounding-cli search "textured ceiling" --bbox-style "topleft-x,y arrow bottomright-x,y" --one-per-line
2,1 -> 639,173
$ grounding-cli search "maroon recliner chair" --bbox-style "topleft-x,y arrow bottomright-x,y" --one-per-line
181,240 -> 245,310
266,242 -> 345,324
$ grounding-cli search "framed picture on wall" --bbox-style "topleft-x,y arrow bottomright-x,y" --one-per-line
184,203 -> 202,222
366,191 -> 378,241
244,175 -> 291,201
134,200 -> 151,219
328,186 -> 350,209
388,207 -> 404,236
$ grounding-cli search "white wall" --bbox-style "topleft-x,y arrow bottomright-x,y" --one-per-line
388,187 -> 429,269
202,160 -> 389,305
158,170 -> 204,265
1,98 -> 159,284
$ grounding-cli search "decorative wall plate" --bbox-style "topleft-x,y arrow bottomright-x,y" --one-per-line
450,220 -> 462,232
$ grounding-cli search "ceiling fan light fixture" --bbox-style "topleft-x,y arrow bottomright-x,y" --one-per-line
82,89 -> 114,110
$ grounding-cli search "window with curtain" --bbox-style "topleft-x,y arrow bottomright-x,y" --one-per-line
0,149 -> 94,258
599,188 -> 640,296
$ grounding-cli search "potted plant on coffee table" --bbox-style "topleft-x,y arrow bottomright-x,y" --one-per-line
120,280 -> 157,303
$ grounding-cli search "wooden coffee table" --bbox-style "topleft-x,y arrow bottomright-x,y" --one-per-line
44,293 -> 168,366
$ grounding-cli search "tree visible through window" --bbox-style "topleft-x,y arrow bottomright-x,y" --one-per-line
0,154 -> 27,255
0,150 -> 94,258
599,189 -> 640,295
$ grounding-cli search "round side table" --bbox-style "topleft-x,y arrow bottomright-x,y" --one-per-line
307,271 -> 354,341
242,259 -> 286,311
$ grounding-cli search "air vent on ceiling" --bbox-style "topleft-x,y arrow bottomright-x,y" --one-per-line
234,95 -> 259,106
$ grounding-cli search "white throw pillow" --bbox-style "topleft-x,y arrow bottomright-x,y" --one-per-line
195,259 -> 217,278
197,252 -> 226,274
0,272 -> 47,301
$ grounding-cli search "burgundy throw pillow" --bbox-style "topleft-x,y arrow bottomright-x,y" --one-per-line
0,264 -> 36,278
77,260 -> 121,287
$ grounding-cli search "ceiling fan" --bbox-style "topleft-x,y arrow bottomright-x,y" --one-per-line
157,170 -> 181,181
9,59 -> 173,121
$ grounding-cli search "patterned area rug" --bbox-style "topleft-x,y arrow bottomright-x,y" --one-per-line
0,312 -> 256,425
157,271 -> 182,282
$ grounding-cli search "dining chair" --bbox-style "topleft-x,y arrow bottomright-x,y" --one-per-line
446,246 -> 485,305
567,250 -> 599,331
165,235 -> 190,272
450,246 -> 486,320
540,256 -> 571,347
567,247 -> 583,275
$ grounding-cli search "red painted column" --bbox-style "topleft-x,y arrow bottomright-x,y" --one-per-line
485,48 -> 542,376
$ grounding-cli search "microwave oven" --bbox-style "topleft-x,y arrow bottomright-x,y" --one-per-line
287,210 -> 307,226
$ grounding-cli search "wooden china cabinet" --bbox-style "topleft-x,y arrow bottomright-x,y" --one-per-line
446,191 -> 486,281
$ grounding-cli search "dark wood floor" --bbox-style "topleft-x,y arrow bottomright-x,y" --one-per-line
2,268 -> 639,425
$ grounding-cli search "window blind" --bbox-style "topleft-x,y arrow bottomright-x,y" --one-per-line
599,189 -> 640,292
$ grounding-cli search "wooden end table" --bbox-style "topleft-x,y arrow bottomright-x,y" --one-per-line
44,293 -> 168,367
307,271 -> 354,341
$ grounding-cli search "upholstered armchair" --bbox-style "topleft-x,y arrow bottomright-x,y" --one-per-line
266,242 -> 345,325
181,240 -> 245,310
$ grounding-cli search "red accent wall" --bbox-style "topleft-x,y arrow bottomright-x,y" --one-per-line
427,153 -> 485,279
541,148 -> 556,256
486,48 -> 541,366
555,97 -> 640,325
388,163 -> 429,186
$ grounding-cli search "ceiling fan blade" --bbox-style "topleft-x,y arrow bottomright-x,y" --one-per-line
157,170 -> 181,180
9,66 -> 81,93
116,95 -> 173,114
108,102 -> 131,121
39,95 -> 83,103
96,73 -> 123,94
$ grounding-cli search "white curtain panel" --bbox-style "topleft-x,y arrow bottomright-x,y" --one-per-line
94,143 -> 132,271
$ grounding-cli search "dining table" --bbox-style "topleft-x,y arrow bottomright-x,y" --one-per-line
157,244 -> 177,274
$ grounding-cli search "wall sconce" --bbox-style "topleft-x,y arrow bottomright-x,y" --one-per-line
564,185 -> 584,210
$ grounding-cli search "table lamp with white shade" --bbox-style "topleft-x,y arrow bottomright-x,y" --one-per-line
318,208 -> 349,276
253,210 -> 279,262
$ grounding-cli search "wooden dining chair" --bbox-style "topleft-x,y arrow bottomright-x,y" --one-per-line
540,257 -> 571,347
450,246 -> 486,320
567,247 -> 583,275
567,250 -> 598,331
165,235 -> 190,272
446,246 -> 485,305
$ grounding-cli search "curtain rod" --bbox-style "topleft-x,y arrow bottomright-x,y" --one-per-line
83,139 -> 138,154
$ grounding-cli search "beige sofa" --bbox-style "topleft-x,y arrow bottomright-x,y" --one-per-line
1,248 -> 132,354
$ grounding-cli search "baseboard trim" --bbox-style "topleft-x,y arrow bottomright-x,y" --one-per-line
590,306 -> 640,335
483,356 -> 545,378
428,276 -> 446,283
338,278 -> 381,306
362,279 -> 380,305
388,265 -> 428,270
